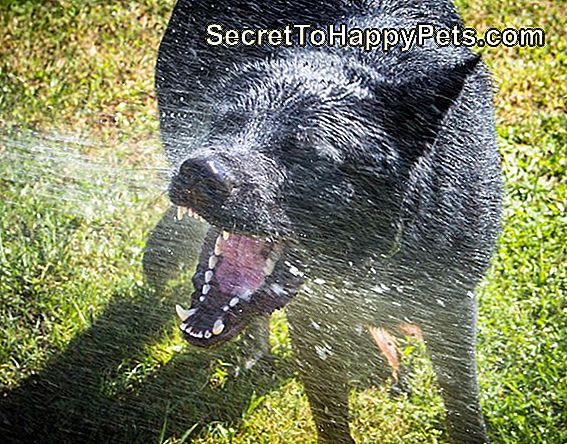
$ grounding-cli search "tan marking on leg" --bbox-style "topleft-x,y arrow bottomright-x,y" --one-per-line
368,325 -> 401,380
398,323 -> 423,341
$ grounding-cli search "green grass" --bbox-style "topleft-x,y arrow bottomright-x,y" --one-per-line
0,0 -> 565,443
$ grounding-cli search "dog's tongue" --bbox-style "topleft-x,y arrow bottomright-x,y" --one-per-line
216,235 -> 266,296
180,227 -> 301,346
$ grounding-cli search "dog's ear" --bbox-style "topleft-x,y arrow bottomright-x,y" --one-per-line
375,52 -> 482,160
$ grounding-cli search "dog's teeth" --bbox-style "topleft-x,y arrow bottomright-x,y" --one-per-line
288,265 -> 303,277
229,297 -> 239,307
176,206 -> 184,221
199,295 -> 205,302
208,255 -> 218,269
270,283 -> 286,296
222,305 -> 229,311
222,230 -> 230,240
186,326 -> 193,334
263,257 -> 276,276
175,304 -> 196,321
204,330 -> 212,339
239,289 -> 253,302
186,207 -> 194,218
202,284 -> 210,295
190,329 -> 203,338
214,236 -> 222,255
180,322 -> 188,330
205,270 -> 213,283
212,319 -> 225,335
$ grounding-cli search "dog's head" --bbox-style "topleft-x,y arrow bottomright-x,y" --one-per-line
166,50 -> 480,346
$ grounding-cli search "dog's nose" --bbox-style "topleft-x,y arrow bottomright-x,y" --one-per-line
170,158 -> 232,208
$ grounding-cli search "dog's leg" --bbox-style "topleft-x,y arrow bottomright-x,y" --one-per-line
287,308 -> 356,444
422,295 -> 489,444
368,325 -> 413,396
232,314 -> 271,377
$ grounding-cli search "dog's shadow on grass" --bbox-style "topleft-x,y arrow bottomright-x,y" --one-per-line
0,208 -> 295,443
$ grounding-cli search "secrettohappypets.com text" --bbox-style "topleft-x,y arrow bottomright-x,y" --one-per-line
205,23 -> 545,51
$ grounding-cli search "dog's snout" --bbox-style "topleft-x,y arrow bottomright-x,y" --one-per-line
170,158 -> 232,209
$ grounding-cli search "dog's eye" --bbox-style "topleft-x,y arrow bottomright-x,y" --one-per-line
275,135 -> 315,165
213,111 -> 247,134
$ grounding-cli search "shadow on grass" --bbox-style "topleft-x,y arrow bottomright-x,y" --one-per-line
0,209 -> 295,443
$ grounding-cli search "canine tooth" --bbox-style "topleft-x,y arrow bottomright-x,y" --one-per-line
180,322 -> 188,330
263,258 -> 276,276
176,206 -> 184,221
204,330 -> 212,339
239,289 -> 253,302
222,230 -> 230,240
202,284 -> 210,294
270,283 -> 286,296
288,265 -> 302,277
175,304 -> 196,321
208,255 -> 218,269
199,295 -> 205,302
212,319 -> 225,335
214,236 -> 222,255
205,270 -> 213,283
229,297 -> 239,307
222,305 -> 229,311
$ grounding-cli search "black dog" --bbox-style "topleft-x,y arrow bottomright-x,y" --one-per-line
150,0 -> 502,442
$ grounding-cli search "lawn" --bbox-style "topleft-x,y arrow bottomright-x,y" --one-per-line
0,0 -> 565,443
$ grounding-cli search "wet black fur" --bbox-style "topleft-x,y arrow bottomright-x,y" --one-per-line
151,1 -> 502,442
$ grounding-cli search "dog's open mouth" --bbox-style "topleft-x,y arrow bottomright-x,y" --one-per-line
174,206 -> 304,347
